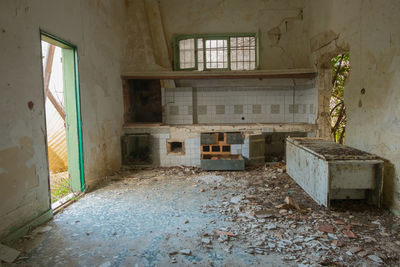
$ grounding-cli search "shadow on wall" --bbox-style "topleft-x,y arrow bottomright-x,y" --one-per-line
383,160 -> 397,212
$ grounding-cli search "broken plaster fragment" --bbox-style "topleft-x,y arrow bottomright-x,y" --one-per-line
201,238 -> 212,244
317,224 -> 334,234
32,226 -> 52,235
342,230 -> 357,239
179,249 -> 191,256
0,244 -> 21,263
367,255 -> 383,264
230,195 -> 243,204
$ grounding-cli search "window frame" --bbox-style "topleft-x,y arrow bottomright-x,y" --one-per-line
173,32 -> 260,71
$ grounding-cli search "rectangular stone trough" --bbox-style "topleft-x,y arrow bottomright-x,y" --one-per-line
286,137 -> 384,208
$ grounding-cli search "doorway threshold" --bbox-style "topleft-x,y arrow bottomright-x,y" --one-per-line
51,192 -> 76,212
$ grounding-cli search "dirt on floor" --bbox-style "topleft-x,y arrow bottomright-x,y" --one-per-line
5,164 -> 400,266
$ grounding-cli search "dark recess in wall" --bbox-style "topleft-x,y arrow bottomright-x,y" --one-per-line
123,79 -> 162,123
265,132 -> 307,161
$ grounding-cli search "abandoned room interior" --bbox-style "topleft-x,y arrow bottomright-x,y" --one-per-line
1,0 -> 400,266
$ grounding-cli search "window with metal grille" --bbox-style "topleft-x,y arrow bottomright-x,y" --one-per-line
174,33 -> 259,71
230,37 -> 256,70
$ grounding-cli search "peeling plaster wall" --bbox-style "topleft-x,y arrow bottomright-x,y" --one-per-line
122,0 -> 312,72
308,0 -> 400,214
0,0 -> 125,239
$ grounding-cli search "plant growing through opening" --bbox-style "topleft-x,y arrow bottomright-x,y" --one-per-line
331,53 -> 350,144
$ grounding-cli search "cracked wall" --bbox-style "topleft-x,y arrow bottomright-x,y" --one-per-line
0,0 -> 125,240
122,0 -> 312,73
307,0 -> 400,214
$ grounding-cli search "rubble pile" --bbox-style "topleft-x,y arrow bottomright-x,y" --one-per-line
112,164 -> 399,265
194,163 -> 400,266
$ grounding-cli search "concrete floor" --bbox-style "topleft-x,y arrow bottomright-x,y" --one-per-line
6,168 -> 286,267
5,166 -> 400,266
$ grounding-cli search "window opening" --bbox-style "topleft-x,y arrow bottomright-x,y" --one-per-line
174,33 -> 258,71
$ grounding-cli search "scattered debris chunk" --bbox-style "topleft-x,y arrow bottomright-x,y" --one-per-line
343,230 -> 357,239
318,224 -> 334,234
0,243 -> 21,263
179,249 -> 191,256
284,196 -> 301,210
357,250 -> 369,258
349,247 -> 363,254
201,238 -> 212,245
230,195 -> 243,204
216,230 -> 236,237
32,226 -> 52,235
367,254 -> 383,264
168,251 -> 179,256
334,220 -> 346,225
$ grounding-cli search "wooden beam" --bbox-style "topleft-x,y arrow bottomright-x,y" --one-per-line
44,45 -> 55,90
46,89 -> 66,121
43,44 -> 66,121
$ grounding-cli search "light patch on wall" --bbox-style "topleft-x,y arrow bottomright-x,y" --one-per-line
0,137 -> 39,215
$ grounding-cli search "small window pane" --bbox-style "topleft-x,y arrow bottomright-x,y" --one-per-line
197,38 -> 204,71
198,38 -> 203,49
243,49 -> 250,61
243,37 -> 250,47
198,63 -> 204,71
205,39 -> 227,69
179,39 -> 195,69
231,50 -> 237,62
230,37 -> 237,47
237,50 -> 243,61
250,50 -> 255,61
231,62 -> 237,70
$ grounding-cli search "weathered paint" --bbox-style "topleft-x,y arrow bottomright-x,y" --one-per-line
286,139 -> 330,206
286,138 -> 383,208
307,0 -> 400,213
0,0 -> 125,240
123,0 -> 311,72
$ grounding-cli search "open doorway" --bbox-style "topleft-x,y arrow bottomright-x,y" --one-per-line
330,52 -> 350,144
40,32 -> 85,209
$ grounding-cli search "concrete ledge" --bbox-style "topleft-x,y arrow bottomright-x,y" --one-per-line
121,69 -> 317,80
0,209 -> 53,245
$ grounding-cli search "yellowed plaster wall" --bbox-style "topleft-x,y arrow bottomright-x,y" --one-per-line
307,0 -> 400,214
0,0 -> 125,239
122,0 -> 313,72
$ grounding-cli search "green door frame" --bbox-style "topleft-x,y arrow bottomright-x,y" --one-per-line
40,30 -> 85,193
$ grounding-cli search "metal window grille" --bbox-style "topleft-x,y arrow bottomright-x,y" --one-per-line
230,37 -> 256,70
175,34 -> 258,71
205,39 -> 228,69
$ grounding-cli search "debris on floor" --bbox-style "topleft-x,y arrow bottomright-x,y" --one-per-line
7,164 -> 400,266
0,243 -> 20,263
